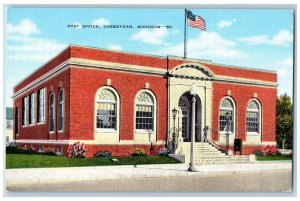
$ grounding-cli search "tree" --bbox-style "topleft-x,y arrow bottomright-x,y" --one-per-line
276,93 -> 293,149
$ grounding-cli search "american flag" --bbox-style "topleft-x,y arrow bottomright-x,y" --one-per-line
186,10 -> 206,31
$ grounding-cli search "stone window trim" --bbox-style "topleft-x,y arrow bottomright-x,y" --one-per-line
246,98 -> 262,135
37,88 -> 46,124
58,88 -> 65,132
22,96 -> 29,127
49,92 -> 56,133
95,86 -> 120,134
29,92 -> 36,125
219,96 -> 236,135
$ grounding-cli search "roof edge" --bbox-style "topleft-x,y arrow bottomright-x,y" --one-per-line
13,45 -> 71,91
209,62 -> 277,74
70,44 -> 167,59
167,55 -> 277,74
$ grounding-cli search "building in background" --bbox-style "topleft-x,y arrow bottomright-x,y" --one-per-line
12,45 -> 277,157
6,107 -> 14,145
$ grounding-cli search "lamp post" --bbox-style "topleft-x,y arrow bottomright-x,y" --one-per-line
172,107 -> 178,151
225,111 -> 230,155
188,83 -> 198,172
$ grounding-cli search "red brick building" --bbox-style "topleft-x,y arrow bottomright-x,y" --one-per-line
13,45 -> 277,157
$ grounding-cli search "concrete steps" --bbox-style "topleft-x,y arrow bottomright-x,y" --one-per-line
179,142 -> 251,165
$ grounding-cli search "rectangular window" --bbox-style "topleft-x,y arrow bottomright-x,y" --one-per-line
6,120 -> 13,129
96,102 -> 116,129
56,146 -> 62,155
15,107 -> 19,134
181,110 -> 189,142
135,105 -> 153,130
219,110 -> 233,133
58,90 -> 64,131
246,111 -> 259,133
50,94 -> 55,132
22,97 -> 29,126
30,93 -> 36,124
38,88 -> 46,123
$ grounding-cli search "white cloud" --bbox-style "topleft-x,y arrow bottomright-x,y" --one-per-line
280,57 -> 293,68
7,19 -> 40,36
7,34 -> 67,63
217,19 -> 237,29
238,35 -> 269,45
238,30 -> 293,46
130,27 -> 169,45
108,44 -> 122,51
153,31 -> 246,59
274,57 -> 293,78
277,69 -> 288,77
270,30 -> 293,45
91,18 -> 110,26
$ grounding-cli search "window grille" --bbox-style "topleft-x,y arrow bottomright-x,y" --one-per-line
219,98 -> 234,133
246,100 -> 260,133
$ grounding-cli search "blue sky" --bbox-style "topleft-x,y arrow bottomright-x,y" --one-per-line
5,8 -> 294,107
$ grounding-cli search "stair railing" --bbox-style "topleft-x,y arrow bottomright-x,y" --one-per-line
207,139 -> 225,153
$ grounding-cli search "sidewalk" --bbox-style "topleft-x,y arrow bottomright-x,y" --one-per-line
6,161 -> 292,188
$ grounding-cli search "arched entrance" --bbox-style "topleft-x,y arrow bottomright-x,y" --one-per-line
178,92 -> 202,142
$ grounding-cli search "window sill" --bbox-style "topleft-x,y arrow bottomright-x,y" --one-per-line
96,129 -> 118,133
28,124 -> 36,127
247,132 -> 260,136
135,130 -> 155,134
58,130 -> 64,133
219,132 -> 235,135
49,131 -> 55,134
37,122 -> 46,125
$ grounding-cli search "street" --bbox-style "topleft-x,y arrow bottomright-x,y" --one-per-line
7,169 -> 292,192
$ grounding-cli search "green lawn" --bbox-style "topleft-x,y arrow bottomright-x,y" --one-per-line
6,154 -> 180,169
256,154 -> 292,161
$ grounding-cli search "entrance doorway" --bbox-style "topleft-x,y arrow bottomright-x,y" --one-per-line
178,92 -> 202,142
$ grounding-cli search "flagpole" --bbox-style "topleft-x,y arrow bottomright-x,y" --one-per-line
184,9 -> 187,58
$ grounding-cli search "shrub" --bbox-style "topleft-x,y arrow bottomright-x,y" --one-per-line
21,145 -> 36,154
44,147 -> 56,155
262,145 -> 279,155
254,150 -> 264,156
131,147 -> 147,156
6,141 -> 19,154
94,151 -> 112,158
67,142 -> 87,158
159,148 -> 170,156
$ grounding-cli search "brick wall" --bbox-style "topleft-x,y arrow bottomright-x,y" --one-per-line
69,67 -> 168,141
13,45 -> 278,157
14,69 -> 70,140
70,46 -> 167,69
14,45 -> 277,95
211,82 -> 277,143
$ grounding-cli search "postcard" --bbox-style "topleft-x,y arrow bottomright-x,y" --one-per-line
4,6 -> 294,193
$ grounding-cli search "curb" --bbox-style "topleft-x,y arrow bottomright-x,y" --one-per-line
6,162 -> 292,188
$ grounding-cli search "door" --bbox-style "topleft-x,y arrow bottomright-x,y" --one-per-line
178,93 -> 202,142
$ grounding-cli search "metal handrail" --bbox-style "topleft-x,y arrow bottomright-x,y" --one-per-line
207,139 -> 225,152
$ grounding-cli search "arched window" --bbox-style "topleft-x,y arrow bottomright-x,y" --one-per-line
219,97 -> 235,133
49,93 -> 55,132
58,89 -> 64,131
246,99 -> 261,134
135,91 -> 156,132
96,87 -> 119,130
